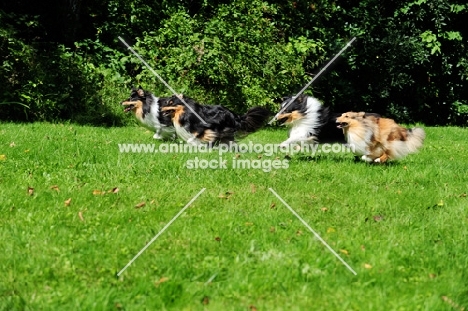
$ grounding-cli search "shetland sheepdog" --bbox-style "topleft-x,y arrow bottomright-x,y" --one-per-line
276,95 -> 329,146
336,111 -> 425,163
121,88 -> 175,140
160,95 -> 270,145
275,96 -> 382,146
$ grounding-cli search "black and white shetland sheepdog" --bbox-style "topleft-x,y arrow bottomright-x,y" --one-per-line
161,95 -> 270,145
121,88 -> 175,140
276,95 -> 329,146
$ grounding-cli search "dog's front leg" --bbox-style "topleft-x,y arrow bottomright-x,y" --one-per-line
153,128 -> 163,140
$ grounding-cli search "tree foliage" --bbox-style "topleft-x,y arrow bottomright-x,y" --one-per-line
0,0 -> 467,125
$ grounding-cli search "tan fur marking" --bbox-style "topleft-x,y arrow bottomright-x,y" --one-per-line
195,129 -> 217,143
277,111 -> 304,124
122,100 -> 143,121
277,112 -> 291,122
173,106 -> 185,127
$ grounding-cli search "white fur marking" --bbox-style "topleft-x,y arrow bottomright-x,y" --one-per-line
281,97 -> 323,145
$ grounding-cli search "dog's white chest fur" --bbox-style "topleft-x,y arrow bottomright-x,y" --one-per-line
140,96 -> 161,129
345,127 -> 374,156
139,95 -> 174,139
346,132 -> 368,155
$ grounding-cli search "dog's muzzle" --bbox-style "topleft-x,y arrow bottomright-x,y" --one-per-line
275,113 -> 289,124
121,101 -> 135,113
336,122 -> 348,129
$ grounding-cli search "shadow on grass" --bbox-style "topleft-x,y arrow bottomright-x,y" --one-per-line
292,153 -> 404,167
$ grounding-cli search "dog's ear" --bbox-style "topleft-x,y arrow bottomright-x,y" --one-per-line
357,112 -> 366,117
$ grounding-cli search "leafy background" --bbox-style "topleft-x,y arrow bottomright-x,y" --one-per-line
0,0 -> 467,125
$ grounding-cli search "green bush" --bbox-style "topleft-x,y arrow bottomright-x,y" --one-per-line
131,1 -> 325,112
0,1 -> 467,125
0,10 -> 125,125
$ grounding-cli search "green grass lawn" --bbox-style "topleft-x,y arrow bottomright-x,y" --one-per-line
1,122 -> 467,310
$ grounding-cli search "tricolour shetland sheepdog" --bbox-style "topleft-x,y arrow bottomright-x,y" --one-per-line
276,95 -> 329,146
336,111 -> 425,163
160,95 -> 270,145
121,88 -> 175,140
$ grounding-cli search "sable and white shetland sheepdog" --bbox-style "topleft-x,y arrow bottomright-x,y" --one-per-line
121,88 -> 175,140
160,95 -> 270,145
336,112 -> 425,163
276,95 -> 329,146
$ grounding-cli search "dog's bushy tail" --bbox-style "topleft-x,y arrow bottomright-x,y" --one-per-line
238,107 -> 270,133
389,127 -> 425,159
406,127 -> 426,153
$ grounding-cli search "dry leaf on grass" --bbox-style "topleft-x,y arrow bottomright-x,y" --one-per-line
202,296 -> 210,305
250,184 -> 257,193
78,211 -> 84,221
364,263 -> 372,269
155,277 -> 169,286
218,191 -> 233,199
27,187 -> 34,196
373,215 -> 384,222
50,185 -> 59,192
93,190 -> 103,195
135,202 -> 145,209
64,198 -> 72,206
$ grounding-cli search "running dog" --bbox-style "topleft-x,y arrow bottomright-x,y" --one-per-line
336,111 -> 425,162
160,95 -> 270,145
275,95 -> 383,147
121,87 -> 175,140
275,95 -> 329,146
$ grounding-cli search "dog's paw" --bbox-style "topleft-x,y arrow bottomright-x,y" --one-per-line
374,158 -> 381,163
153,133 -> 163,140
361,155 -> 374,163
